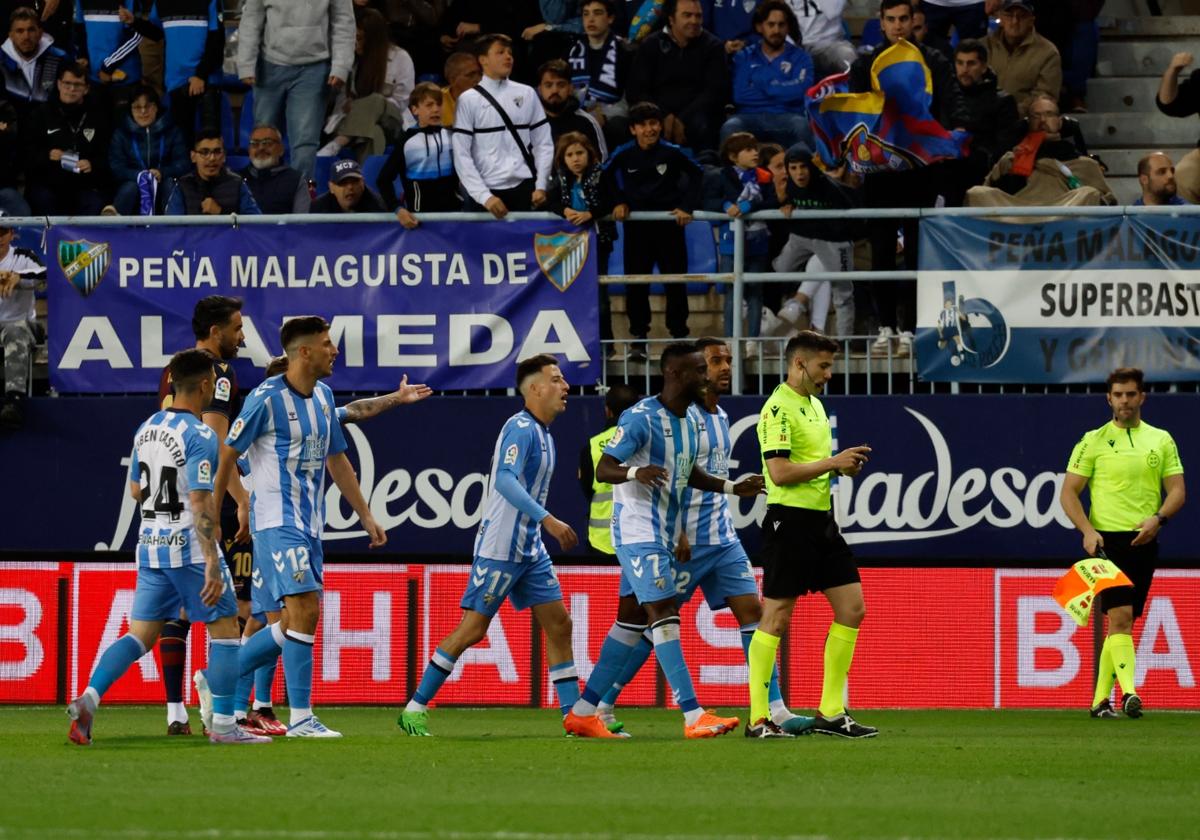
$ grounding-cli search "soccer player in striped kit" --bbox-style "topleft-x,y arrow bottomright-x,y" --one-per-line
399,355 -> 581,737
68,350 -> 267,745
564,342 -> 763,739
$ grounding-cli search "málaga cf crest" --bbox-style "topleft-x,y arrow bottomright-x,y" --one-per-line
58,240 -> 111,297
534,232 -> 589,292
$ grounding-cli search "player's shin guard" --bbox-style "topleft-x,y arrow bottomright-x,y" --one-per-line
208,638 -> 240,731
88,634 -> 148,698
1092,636 -> 1117,709
650,617 -> 701,720
1107,633 -> 1137,697
573,621 -> 644,715
818,622 -> 859,719
282,630 -> 315,724
747,629 -> 780,723
548,661 -> 580,715
159,619 -> 190,723
407,648 -> 458,711
600,628 -> 653,707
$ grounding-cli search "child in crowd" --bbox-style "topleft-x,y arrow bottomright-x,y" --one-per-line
378,82 -> 460,229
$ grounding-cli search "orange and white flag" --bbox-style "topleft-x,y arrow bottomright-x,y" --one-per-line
1053,558 -> 1134,626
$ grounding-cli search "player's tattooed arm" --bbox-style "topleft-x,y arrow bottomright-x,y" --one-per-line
342,374 -> 433,424
190,489 -> 224,606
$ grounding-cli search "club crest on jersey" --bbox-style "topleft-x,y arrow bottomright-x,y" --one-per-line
534,232 -> 589,292
58,239 -> 111,297
214,377 -> 231,403
228,418 -> 245,440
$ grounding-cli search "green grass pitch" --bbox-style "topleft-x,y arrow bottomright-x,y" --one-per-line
2,706 -> 1198,839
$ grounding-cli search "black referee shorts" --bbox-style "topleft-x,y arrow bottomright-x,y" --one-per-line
760,505 -> 860,600
219,502 -> 253,603
1096,531 -> 1158,620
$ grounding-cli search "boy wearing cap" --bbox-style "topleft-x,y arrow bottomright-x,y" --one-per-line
310,159 -> 389,214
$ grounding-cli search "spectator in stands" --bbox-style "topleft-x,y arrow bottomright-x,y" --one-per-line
311,157 -> 389,212
452,34 -> 553,217
568,0 -> 630,148
0,91 -> 27,215
606,101 -> 703,354
2,7 -> 68,116
1157,52 -> 1200,204
1031,0 -> 1102,114
850,0 -> 966,357
920,0 -> 987,45
909,6 -> 952,59
626,0 -> 728,152
239,124 -> 311,214
108,85 -> 190,215
145,0 -> 224,148
440,0 -> 536,72
0,210 -> 45,430
164,129 -> 262,215
700,0 -> 754,48
704,131 -> 771,354
955,39 -> 1020,168
545,131 -> 616,351
722,0 -> 812,149
538,59 -> 606,158
788,0 -> 854,80
965,95 -> 1114,207
366,0 -> 444,78
237,0 -> 356,182
74,2 -> 161,110
25,62 -> 111,216
378,83 -> 459,227
1134,152 -> 1187,207
984,0 -> 1061,117
440,51 -> 481,127
320,8 -> 413,160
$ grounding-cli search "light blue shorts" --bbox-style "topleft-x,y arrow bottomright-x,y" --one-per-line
615,542 -> 680,605
460,551 -> 562,617
131,562 -> 238,625
253,526 -> 324,603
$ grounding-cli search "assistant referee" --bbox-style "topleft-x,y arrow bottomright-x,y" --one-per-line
746,331 -> 876,739
1060,367 -> 1185,720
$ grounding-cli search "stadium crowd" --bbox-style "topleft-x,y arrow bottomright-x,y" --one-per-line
0,0 -> 1193,420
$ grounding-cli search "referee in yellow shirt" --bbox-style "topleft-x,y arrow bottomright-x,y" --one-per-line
746,331 -> 876,739
1060,367 -> 1185,719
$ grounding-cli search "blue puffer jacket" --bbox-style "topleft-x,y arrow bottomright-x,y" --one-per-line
109,112 -> 191,185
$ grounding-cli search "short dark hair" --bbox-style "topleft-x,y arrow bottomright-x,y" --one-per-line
758,142 -> 784,165
664,0 -> 700,20
879,0 -> 913,15
751,0 -> 799,38
720,131 -> 759,163
265,355 -> 289,377
955,38 -> 988,63
660,341 -> 699,373
537,58 -> 571,86
695,337 -> 729,353
193,128 -> 223,149
628,101 -> 663,126
1107,367 -> 1145,392
604,383 -> 640,416
169,349 -> 216,393
785,330 -> 838,364
409,81 -> 443,108
9,7 -> 41,28
280,316 -> 331,353
580,0 -> 617,16
57,61 -> 87,82
129,84 -> 160,108
191,295 -> 243,341
516,353 -> 560,392
473,33 -> 512,58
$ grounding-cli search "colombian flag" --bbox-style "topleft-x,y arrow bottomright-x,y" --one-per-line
807,39 -> 970,175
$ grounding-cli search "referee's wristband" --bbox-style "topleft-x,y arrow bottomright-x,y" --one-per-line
626,466 -> 639,482
722,479 -> 736,494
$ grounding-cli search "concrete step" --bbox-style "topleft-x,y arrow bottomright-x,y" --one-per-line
1100,15 -> 1200,38
1074,111 -> 1199,146
1086,77 -> 1166,113
1092,0 -> 1197,15
1098,146 -> 1196,175
1107,175 -> 1144,204
1096,40 -> 1200,77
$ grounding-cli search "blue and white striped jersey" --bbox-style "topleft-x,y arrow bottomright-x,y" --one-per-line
681,404 -> 737,546
225,375 -> 347,537
474,410 -> 556,563
128,408 -> 219,568
607,397 -> 699,549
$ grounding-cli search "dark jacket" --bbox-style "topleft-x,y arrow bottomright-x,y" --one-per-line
25,95 -> 112,191
702,164 -> 772,256
0,34 -> 68,115
546,162 -> 617,245
782,145 -> 859,242
603,138 -> 704,211
958,69 -> 1021,166
240,163 -> 311,214
377,125 -> 459,211
310,188 -> 389,213
546,96 -> 607,161
626,28 -> 729,122
850,38 -> 969,130
0,95 -> 18,188
109,112 -> 190,185
165,169 -> 262,214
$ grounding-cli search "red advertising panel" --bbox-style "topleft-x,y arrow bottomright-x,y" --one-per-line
0,563 -> 61,703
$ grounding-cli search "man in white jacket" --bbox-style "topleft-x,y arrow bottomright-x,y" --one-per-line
237,0 -> 356,181
787,0 -> 855,79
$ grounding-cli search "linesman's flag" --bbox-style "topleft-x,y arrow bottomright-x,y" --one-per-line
806,39 -> 970,175
1053,557 -> 1134,627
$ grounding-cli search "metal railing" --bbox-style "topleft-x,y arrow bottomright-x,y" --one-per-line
12,203 -> 1200,397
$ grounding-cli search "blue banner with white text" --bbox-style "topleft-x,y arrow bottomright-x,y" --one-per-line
916,214 -> 1200,382
48,221 -> 599,392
